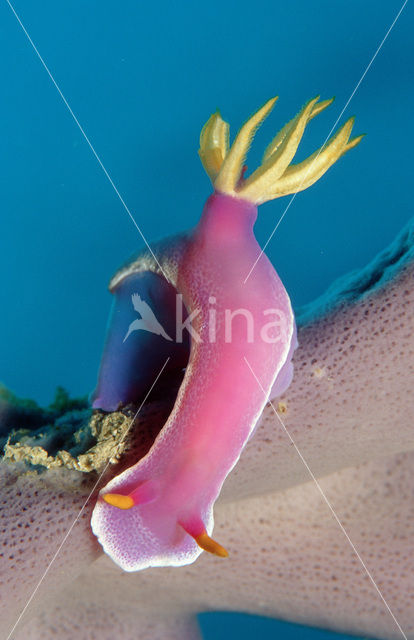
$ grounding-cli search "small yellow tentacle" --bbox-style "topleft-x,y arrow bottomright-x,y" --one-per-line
103,493 -> 135,510
195,531 -> 229,558
214,96 -> 278,195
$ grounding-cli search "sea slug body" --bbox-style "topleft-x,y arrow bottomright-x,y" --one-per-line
91,95 -> 362,571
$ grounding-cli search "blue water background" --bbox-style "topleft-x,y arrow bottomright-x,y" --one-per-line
0,1 -> 412,638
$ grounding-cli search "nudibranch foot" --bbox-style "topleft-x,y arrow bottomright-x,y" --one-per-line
91,92 -> 362,571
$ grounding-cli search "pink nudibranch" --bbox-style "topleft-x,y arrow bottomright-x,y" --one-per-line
91,95 -> 362,571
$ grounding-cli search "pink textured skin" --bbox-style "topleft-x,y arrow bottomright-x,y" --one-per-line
91,192 -> 296,571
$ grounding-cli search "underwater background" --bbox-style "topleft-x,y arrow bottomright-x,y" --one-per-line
0,0 -> 412,638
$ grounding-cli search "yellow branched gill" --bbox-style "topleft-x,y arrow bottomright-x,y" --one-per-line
198,95 -> 364,205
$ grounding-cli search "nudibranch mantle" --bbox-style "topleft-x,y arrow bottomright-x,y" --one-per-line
91,95 -> 362,571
